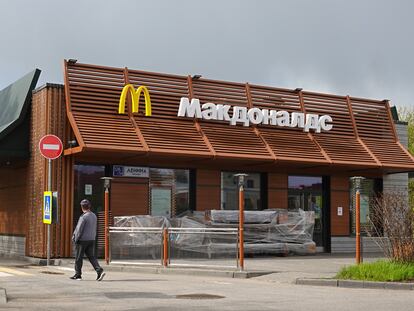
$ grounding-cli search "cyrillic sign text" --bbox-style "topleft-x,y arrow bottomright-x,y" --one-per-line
177,97 -> 333,133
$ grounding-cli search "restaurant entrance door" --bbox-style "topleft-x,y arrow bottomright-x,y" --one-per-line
288,176 -> 326,250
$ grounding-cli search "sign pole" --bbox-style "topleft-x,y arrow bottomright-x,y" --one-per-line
47,159 -> 52,266
39,134 -> 63,267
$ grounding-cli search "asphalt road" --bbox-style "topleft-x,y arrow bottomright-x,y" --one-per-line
1,260 -> 414,311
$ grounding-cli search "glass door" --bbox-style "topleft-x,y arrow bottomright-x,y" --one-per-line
288,176 -> 324,247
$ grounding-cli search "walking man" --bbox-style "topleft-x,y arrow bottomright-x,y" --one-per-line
70,199 -> 105,281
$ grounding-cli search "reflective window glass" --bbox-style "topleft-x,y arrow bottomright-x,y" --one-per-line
221,172 -> 261,210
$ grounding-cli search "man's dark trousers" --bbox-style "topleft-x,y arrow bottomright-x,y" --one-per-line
75,240 -> 103,276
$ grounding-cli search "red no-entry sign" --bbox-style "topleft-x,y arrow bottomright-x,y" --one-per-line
39,135 -> 63,160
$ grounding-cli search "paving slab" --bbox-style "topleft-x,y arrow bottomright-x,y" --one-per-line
0,288 -> 7,304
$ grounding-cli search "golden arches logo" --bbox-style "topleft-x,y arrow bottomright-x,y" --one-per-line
118,84 -> 152,115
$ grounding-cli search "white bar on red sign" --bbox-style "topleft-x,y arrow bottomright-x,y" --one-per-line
43,144 -> 60,150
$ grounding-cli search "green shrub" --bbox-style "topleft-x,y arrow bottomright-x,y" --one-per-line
336,260 -> 414,282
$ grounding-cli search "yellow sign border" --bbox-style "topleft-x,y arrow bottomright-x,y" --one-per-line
43,191 -> 52,224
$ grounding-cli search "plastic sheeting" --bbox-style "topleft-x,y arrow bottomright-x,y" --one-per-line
110,209 -> 316,259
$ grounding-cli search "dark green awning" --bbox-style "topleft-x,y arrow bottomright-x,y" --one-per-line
0,69 -> 41,160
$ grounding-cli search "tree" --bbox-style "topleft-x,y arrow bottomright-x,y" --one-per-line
397,106 -> 414,205
368,191 -> 414,262
397,106 -> 414,155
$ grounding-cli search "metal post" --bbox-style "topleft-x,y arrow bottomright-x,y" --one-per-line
234,173 -> 247,271
47,159 -> 52,266
356,189 -> 361,264
104,188 -> 109,265
101,177 -> 113,265
352,176 -> 364,265
239,184 -> 245,271
163,228 -> 169,267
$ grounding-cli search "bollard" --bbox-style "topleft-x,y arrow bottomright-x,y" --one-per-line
163,228 -> 169,267
356,189 -> 361,264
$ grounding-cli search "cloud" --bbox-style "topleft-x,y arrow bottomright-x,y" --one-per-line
0,0 -> 413,106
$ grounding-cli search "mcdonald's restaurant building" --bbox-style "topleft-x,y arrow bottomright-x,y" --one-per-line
1,60 -> 414,259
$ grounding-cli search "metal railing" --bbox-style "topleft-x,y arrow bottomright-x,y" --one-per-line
109,227 -> 164,266
168,227 -> 239,269
108,227 -> 239,269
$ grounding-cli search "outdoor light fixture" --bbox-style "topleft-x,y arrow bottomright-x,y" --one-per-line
192,74 -> 202,80
67,140 -> 77,148
351,176 -> 365,191
101,176 -> 113,190
101,176 -> 113,264
234,173 -> 248,271
351,176 -> 365,264
68,59 -> 78,64
234,173 -> 248,188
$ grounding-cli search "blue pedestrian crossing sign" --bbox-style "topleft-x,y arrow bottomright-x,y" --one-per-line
43,191 -> 52,224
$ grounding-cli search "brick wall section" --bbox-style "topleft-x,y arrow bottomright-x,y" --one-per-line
330,175 -> 350,236
268,173 -> 288,209
0,165 -> 28,235
196,170 -> 221,210
111,178 -> 149,216
28,85 -> 71,258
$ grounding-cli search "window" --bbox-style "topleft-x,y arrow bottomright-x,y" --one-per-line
73,164 -> 106,223
221,172 -> 261,210
350,178 -> 379,235
149,168 -> 190,217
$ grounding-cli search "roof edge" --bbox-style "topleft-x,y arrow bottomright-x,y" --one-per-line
33,83 -> 64,94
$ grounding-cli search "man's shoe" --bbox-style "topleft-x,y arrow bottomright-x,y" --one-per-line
69,275 -> 82,280
96,271 -> 105,281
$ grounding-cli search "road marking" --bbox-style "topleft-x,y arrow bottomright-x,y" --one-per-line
51,267 -> 73,271
0,267 -> 31,276
0,272 -> 13,277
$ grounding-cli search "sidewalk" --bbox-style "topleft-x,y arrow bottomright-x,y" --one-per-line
18,253 -> 383,283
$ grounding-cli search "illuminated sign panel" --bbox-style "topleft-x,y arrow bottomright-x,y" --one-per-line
118,84 -> 152,115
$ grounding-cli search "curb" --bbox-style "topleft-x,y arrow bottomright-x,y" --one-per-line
42,259 -> 274,279
24,257 -> 62,266
296,278 -> 414,290
101,265 -> 273,279
45,258 -> 275,279
0,288 -> 7,304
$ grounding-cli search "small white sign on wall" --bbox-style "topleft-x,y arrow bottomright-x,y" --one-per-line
113,165 -> 149,178
85,184 -> 92,195
337,206 -> 343,216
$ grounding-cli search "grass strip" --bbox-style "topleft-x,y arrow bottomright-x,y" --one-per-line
336,260 -> 414,282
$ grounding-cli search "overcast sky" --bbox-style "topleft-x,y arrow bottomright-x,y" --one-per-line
1,0 -> 413,107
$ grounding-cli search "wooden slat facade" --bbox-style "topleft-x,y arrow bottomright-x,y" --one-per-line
63,61 -> 414,173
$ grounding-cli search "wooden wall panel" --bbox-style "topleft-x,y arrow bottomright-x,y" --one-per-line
28,85 -> 68,258
0,166 -> 28,235
330,176 -> 350,236
196,170 -> 221,211
110,178 -> 149,216
268,173 -> 288,209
